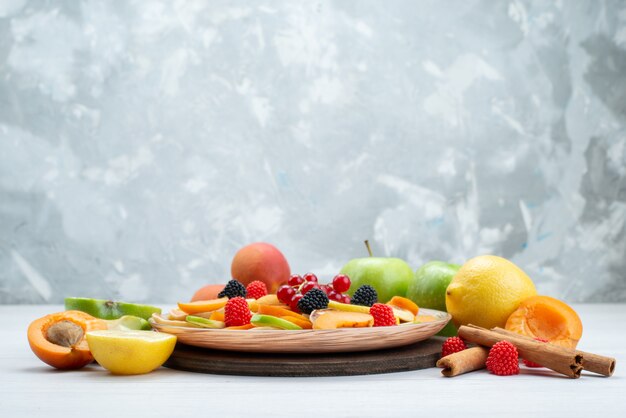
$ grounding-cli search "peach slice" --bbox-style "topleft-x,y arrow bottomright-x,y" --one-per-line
257,304 -> 302,319
226,324 -> 255,330
312,310 -> 374,330
247,299 -> 260,312
209,310 -> 225,322
505,295 -> 583,348
177,298 -> 228,314
256,294 -> 285,306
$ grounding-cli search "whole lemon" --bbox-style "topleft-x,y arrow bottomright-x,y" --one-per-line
445,255 -> 537,329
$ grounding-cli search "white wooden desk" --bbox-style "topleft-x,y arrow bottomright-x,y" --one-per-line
1,304 -> 624,417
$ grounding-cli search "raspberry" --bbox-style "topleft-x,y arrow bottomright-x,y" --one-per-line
369,303 -> 396,327
523,338 -> 549,367
351,285 -> 377,307
224,297 -> 252,327
245,281 -> 268,300
486,341 -> 520,376
218,279 -> 247,299
441,336 -> 467,357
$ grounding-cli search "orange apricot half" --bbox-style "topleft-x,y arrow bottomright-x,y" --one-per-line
505,295 -> 583,348
27,310 -> 108,369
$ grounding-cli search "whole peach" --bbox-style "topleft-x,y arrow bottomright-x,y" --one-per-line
231,243 -> 290,293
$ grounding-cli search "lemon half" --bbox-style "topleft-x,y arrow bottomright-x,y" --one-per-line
86,330 -> 176,375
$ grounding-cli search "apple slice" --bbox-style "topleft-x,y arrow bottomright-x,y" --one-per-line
389,306 -> 415,323
312,310 -> 374,330
150,313 -> 201,328
414,315 -> 437,323
167,308 -> 188,321
327,300 -> 370,314
250,314 -> 302,330
185,315 -> 225,329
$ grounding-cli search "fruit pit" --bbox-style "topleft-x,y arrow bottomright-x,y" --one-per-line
46,320 -> 84,347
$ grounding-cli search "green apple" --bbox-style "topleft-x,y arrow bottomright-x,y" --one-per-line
340,241 -> 414,304
405,261 -> 460,336
65,297 -> 161,320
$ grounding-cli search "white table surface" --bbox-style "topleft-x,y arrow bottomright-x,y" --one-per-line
1,304 -> 624,418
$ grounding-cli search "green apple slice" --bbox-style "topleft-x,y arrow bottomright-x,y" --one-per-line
106,315 -> 151,331
250,314 -> 302,330
185,316 -> 225,329
65,297 -> 161,320
327,300 -> 370,314
150,313 -> 201,328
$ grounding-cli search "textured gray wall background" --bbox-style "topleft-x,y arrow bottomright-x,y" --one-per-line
1,0 -> 625,304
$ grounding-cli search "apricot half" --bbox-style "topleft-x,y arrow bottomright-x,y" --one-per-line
505,295 -> 583,348
27,311 -> 108,369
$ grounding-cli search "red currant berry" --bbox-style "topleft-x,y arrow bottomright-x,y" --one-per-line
320,284 -> 332,295
302,273 -> 318,283
327,290 -> 337,300
290,294 -> 303,312
277,285 -> 296,304
341,294 -> 351,304
288,274 -> 304,286
332,274 -> 351,293
301,281 -> 319,295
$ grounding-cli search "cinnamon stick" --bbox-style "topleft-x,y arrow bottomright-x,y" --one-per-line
491,327 -> 616,377
436,347 -> 489,377
458,325 -> 583,378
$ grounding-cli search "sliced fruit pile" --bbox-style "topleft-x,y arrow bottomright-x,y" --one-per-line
155,278 -> 436,331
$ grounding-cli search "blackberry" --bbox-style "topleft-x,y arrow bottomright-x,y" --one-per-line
351,285 -> 377,307
218,279 -> 247,299
297,288 -> 329,314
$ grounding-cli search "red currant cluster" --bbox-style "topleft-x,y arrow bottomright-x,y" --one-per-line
277,273 -> 352,312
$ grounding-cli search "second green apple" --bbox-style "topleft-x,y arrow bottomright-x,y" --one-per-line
405,260 -> 460,336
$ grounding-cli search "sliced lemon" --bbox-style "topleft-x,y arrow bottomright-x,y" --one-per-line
86,330 -> 176,375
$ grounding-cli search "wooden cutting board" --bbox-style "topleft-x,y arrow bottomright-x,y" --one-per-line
164,336 -> 444,377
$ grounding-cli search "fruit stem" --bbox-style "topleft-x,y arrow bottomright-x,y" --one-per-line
364,240 -> 373,257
